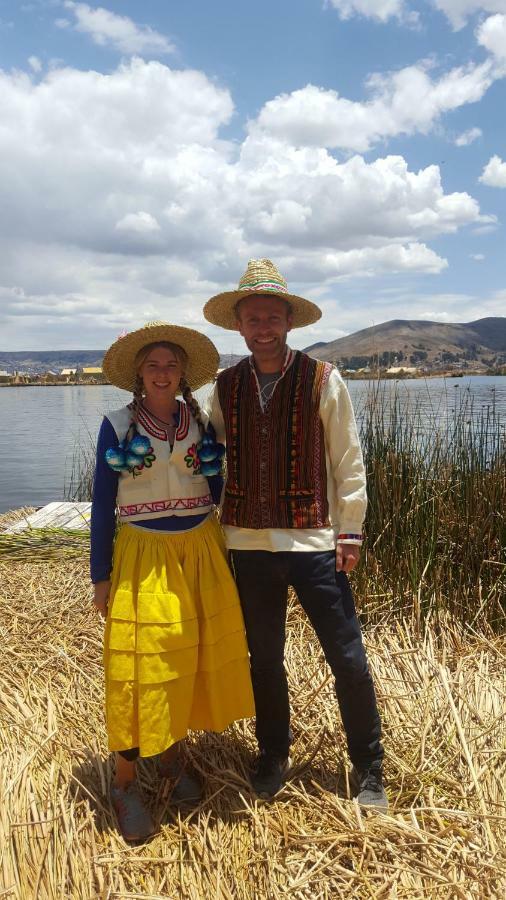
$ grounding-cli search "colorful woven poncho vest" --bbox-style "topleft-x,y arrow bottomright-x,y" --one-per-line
217,351 -> 332,529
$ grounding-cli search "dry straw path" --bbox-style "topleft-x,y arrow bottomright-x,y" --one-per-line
1,511 -> 505,899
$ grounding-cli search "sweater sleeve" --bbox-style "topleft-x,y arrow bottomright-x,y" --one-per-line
90,416 -> 119,584
320,368 -> 367,544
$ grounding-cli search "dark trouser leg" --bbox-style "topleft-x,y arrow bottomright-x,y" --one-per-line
231,551 -> 291,759
290,551 -> 383,770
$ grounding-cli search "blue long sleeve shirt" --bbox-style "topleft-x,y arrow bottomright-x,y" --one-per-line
90,416 -> 213,583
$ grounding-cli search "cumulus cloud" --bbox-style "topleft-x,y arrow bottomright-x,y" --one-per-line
0,58 -> 491,349
454,126 -> 482,145
252,60 -> 495,153
326,0 -> 506,29
479,154 -> 506,186
61,2 -> 175,55
434,2 -> 506,31
326,0 -> 419,25
477,12 -> 506,59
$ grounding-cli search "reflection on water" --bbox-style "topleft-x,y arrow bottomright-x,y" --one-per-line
0,376 -> 504,513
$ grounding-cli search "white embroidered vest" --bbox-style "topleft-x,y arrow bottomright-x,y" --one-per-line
107,403 -> 213,523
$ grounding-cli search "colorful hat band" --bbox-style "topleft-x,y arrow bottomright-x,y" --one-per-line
238,279 -> 289,294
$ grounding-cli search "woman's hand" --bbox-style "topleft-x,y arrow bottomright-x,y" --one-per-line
93,579 -> 111,617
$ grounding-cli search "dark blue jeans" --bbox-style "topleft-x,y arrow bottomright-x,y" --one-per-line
232,549 -> 383,770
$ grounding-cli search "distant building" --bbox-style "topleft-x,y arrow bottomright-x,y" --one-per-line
386,366 -> 418,375
60,368 -> 77,376
82,367 -> 102,375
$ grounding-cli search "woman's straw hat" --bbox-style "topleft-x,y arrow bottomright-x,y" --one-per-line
103,321 -> 220,392
203,259 -> 321,331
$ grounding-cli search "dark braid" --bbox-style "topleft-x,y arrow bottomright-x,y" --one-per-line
131,374 -> 144,425
180,377 -> 205,437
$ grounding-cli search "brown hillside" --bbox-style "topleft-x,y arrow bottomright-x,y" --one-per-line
304,317 -> 506,367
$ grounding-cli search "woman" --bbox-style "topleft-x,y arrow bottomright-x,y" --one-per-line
91,321 -> 254,841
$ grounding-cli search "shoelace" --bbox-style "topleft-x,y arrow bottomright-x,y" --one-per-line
360,768 -> 382,792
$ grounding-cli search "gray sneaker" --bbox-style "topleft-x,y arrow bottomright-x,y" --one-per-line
156,754 -> 202,804
251,753 -> 291,800
351,764 -> 388,811
111,782 -> 155,842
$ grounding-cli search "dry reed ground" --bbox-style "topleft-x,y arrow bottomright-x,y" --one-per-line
1,511 -> 505,899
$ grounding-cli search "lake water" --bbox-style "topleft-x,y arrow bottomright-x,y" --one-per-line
0,375 -> 505,514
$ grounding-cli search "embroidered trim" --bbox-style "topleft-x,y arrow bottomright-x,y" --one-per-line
176,401 -> 190,441
313,362 -> 333,520
337,533 -> 363,541
119,494 -> 213,517
137,405 -> 168,441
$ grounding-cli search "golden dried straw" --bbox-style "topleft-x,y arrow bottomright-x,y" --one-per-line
1,511 -> 505,898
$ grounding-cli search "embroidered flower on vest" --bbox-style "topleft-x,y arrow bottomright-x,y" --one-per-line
184,443 -> 201,473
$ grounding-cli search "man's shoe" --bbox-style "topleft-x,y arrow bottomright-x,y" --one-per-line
251,752 -> 291,800
111,782 -> 155,842
156,754 -> 202,804
351,763 -> 388,811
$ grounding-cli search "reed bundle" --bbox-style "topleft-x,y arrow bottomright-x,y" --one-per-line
1,542 -> 505,898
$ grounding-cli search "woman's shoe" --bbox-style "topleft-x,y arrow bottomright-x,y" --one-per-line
111,781 -> 155,842
156,753 -> 203,804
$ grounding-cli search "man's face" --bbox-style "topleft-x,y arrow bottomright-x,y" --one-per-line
236,294 -> 293,367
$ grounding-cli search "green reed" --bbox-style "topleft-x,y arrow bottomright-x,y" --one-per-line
62,381 -> 505,628
354,381 -> 505,629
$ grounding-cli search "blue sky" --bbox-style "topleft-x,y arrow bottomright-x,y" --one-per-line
0,0 -> 505,354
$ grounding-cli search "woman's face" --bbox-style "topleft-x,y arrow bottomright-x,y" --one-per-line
139,346 -> 184,405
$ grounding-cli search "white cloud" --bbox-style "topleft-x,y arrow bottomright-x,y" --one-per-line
470,252 -> 485,259
28,56 -> 42,73
326,0 -> 506,29
326,0 -> 419,25
252,60 -> 496,153
115,211 -> 161,233
62,2 -> 174,55
435,2 -> 506,31
0,58 -> 491,348
479,154 -> 506,186
454,126 -> 482,145
476,12 -> 506,59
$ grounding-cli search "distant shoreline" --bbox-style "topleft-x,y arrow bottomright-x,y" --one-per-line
1,371 -> 504,387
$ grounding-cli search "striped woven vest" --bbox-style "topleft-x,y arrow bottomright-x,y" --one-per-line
217,351 -> 332,529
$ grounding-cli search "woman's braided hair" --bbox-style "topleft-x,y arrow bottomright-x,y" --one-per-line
180,377 -> 205,437
131,340 -> 204,434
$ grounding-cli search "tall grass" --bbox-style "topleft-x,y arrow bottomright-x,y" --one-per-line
63,382 -> 505,628
355,381 -> 505,628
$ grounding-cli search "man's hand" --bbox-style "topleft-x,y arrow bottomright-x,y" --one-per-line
93,579 -> 111,617
336,543 -> 360,573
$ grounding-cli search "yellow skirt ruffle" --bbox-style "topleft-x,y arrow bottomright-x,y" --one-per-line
104,515 -> 254,757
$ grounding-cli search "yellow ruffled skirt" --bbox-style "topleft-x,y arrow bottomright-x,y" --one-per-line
104,515 -> 254,757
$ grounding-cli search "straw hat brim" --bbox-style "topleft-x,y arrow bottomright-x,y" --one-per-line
102,323 -> 220,392
203,289 -> 322,331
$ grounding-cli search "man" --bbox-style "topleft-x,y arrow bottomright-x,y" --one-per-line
203,259 -> 386,808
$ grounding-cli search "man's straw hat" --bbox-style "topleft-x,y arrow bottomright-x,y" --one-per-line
103,321 -> 219,392
203,259 -> 322,331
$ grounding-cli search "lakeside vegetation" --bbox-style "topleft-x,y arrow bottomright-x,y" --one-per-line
60,379 -> 505,629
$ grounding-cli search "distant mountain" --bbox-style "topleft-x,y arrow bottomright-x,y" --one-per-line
304,317 -> 506,369
0,350 -> 244,375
